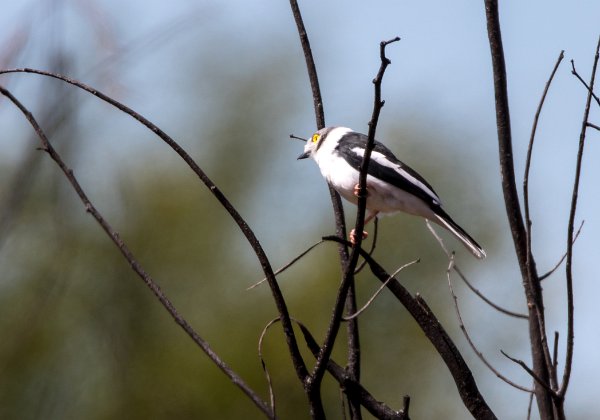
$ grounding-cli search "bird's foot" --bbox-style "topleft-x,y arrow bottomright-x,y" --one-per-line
349,228 -> 368,245
353,183 -> 369,198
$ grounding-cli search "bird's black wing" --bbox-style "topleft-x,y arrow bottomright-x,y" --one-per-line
334,132 -> 442,207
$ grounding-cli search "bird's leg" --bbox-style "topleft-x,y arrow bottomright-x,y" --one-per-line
350,211 -> 379,245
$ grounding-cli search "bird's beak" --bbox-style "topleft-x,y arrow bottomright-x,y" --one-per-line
297,151 -> 310,160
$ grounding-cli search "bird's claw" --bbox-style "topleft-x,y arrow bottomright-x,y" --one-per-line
353,183 -> 368,198
349,229 -> 368,245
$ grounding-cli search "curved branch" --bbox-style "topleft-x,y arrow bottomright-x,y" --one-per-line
0,68 -> 309,388
0,86 -> 274,418
539,220 -> 584,281
426,220 -> 527,319
560,34 -> 600,399
445,254 -> 532,393
523,50 -> 564,276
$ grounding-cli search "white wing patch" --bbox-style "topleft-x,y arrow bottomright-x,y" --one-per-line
351,147 -> 441,205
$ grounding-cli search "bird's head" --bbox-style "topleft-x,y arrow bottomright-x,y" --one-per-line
297,127 -> 335,160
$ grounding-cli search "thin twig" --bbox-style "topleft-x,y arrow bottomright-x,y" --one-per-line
552,331 -> 560,388
445,250 -> 532,393
290,133 -> 308,142
526,386 -> 534,420
0,86 -> 274,418
343,259 -> 419,321
539,220 -> 584,281
339,387 -> 348,420
426,221 -> 527,319
258,318 -> 281,417
295,320 -> 408,420
571,60 -> 600,108
523,50 -> 564,288
560,35 -> 600,399
500,350 -> 555,394
456,265 -> 527,319
586,122 -> 600,131
247,239 -> 325,290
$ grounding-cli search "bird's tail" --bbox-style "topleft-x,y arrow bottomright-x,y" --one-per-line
432,208 -> 486,259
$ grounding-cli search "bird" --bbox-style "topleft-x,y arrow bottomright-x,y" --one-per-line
297,126 -> 486,259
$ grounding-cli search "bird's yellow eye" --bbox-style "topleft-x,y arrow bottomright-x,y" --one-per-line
312,134 -> 320,143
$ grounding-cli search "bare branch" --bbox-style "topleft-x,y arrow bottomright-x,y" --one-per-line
523,50 -> 564,279
552,331 -> 560,388
571,59 -> 600,108
247,239 -> 325,290
258,318 -> 282,417
288,0 -> 324,130
0,86 -> 274,419
539,220 -> 584,281
354,218 -> 378,274
296,320 -> 409,420
426,221 -> 527,319
309,37 -> 400,399
560,34 -> 600,399
261,316 -> 409,419
290,133 -> 308,142
455,265 -> 527,319
288,5 -> 359,415
526,391 -> 534,420
586,121 -> 600,131
0,71 -> 309,383
288,0 -> 348,258
483,1 -> 554,415
343,258 -> 419,321
323,235 -> 498,419
500,350 -> 554,395
444,250 -> 533,393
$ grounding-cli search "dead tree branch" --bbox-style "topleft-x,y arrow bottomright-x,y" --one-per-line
307,38 -> 400,415
288,2 -> 358,416
0,86 -> 274,419
288,4 -> 366,417
524,50 -> 564,272
297,320 -> 410,420
559,34 -> 600,400
483,1 -> 555,416
324,235 -> 497,420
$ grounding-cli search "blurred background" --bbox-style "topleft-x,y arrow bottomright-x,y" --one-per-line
0,1 -> 598,418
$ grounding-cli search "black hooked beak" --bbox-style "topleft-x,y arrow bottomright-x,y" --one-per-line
297,150 -> 310,160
